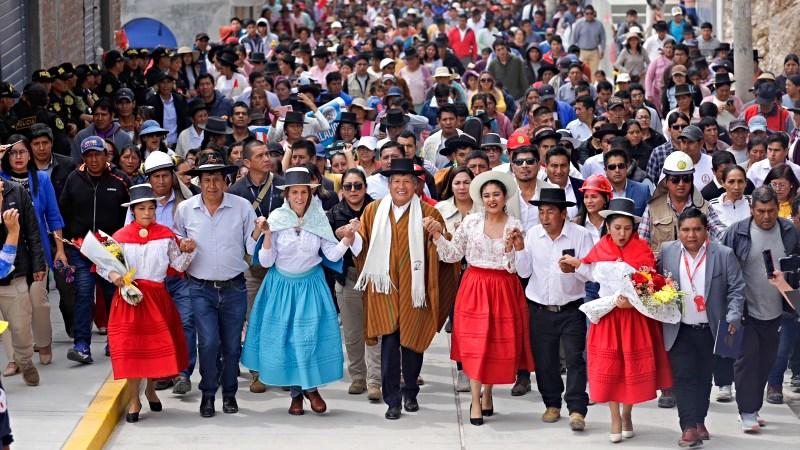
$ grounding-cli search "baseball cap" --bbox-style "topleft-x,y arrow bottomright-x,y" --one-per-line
607,96 -> 625,110
678,125 -> 704,142
748,115 -> 767,133
0,82 -> 20,99
671,65 -> 688,76
728,120 -> 748,132
671,6 -> 683,16
756,82 -> 778,105
195,32 -> 210,41
115,88 -> 135,102
537,85 -> 555,100
80,136 -> 106,154
32,69 -> 54,83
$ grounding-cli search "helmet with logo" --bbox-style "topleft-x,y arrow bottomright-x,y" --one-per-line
507,130 -> 531,151
143,151 -> 176,175
662,151 -> 695,176
579,174 -> 613,196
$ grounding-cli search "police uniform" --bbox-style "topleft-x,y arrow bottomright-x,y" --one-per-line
121,48 -> 149,106
12,95 -> 70,156
0,82 -> 20,143
99,50 -> 126,101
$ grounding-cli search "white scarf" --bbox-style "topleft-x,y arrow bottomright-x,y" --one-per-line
355,195 -> 427,308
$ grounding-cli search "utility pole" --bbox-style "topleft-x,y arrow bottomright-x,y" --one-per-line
732,0 -> 754,102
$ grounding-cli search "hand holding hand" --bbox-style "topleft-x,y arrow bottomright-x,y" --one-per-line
422,217 -> 443,239
179,238 -> 196,253
616,295 -> 633,309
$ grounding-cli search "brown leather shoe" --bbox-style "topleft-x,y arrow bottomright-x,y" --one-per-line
542,407 -> 561,423
304,390 -> 327,414
38,345 -> 53,365
696,423 -> 710,440
22,365 -> 40,386
2,362 -> 19,377
678,427 -> 702,447
249,374 -> 267,394
288,395 -> 304,415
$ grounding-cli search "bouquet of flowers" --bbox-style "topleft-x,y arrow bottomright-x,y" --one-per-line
579,262 -> 683,324
79,231 -> 143,306
629,267 -> 686,315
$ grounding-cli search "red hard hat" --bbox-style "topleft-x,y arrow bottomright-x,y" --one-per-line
507,130 -> 531,151
579,174 -> 614,196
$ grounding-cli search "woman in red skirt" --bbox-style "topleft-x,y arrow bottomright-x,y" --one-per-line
100,184 -> 196,423
427,171 -> 533,426
561,198 -> 673,443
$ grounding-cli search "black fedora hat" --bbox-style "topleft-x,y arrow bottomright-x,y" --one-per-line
599,197 -> 641,223
265,61 -> 280,74
674,84 -> 693,98
217,51 -> 238,68
441,134 -> 478,156
335,111 -> 360,125
249,52 -> 266,64
531,188 -> 576,207
276,167 -> 320,189
592,124 -> 622,140
121,183 -> 165,208
481,133 -> 505,149
282,111 -> 308,125
379,158 -> 425,177
532,127 -> 560,144
188,97 -> 208,116
712,72 -> 732,88
380,109 -> 409,127
403,46 -> 419,59
199,116 -> 233,135
184,152 -> 237,178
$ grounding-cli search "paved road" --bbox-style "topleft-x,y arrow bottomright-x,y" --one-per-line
107,332 -> 800,450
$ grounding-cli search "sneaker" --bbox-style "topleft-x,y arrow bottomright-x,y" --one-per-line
456,370 -> 470,392
67,344 -> 93,364
740,413 -> 760,433
658,390 -> 676,408
154,377 -> 174,390
766,385 -> 783,404
754,413 -> 766,427
511,377 -> 531,396
367,383 -> 382,402
173,375 -> 191,395
790,373 -> 800,388
716,385 -> 733,403
568,412 -> 585,431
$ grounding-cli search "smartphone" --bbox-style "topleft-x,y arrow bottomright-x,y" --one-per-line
562,248 -> 575,257
474,109 -> 485,116
763,249 -> 775,278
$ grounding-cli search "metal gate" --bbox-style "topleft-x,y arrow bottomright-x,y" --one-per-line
0,0 -> 29,87
84,0 -> 102,64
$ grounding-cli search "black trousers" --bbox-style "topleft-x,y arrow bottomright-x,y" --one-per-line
790,333 -> 800,375
529,300 -> 589,415
53,267 -> 75,337
381,329 -> 423,408
668,324 -> 715,430
713,355 -> 735,387
734,316 -> 781,414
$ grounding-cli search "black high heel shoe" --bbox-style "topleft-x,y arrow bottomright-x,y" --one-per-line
480,393 -> 494,416
469,403 -> 484,426
149,401 -> 163,412
126,405 -> 141,423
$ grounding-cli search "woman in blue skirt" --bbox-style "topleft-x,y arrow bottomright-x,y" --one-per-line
241,167 -> 356,415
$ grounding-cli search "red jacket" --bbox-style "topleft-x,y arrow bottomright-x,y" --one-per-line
743,103 -> 791,132
447,27 -> 478,60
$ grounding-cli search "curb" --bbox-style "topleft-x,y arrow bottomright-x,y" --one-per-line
62,375 -> 128,450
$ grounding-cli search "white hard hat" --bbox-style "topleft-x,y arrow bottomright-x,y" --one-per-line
143,151 -> 175,175
662,151 -> 695,176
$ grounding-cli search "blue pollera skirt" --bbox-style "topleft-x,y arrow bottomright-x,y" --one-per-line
241,265 -> 343,389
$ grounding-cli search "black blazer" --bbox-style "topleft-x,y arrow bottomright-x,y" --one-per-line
569,176 -> 585,211
49,153 -> 76,199
146,92 -> 191,136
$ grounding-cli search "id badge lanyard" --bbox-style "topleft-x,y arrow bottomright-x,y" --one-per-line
682,242 -> 708,313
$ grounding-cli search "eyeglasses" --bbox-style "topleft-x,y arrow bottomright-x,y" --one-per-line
770,181 -> 791,191
479,78 -> 493,83
8,149 -> 28,158
512,158 -> 538,166
671,124 -> 687,131
342,182 -> 364,191
668,174 -> 693,184
606,163 -> 627,171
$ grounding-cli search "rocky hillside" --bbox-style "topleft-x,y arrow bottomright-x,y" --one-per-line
723,0 -> 800,73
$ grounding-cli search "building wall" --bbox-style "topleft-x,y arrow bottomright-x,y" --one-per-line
121,0 -> 233,48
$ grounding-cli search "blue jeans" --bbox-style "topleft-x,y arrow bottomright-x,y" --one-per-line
189,275 -> 247,398
767,317 -> 800,386
289,386 -> 317,398
166,275 -> 196,378
69,247 -> 116,347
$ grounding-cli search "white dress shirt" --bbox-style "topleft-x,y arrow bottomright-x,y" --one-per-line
747,158 -> 800,188
678,242 -> 709,325
566,119 -> 592,142
580,153 -> 605,179
516,221 -> 595,305
174,193 -> 257,281
517,179 -> 557,232
546,179 -> 579,219
258,228 -> 348,274
161,94 -> 178,145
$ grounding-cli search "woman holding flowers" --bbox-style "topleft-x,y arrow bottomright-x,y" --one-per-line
560,198 -> 673,443
99,184 -> 196,423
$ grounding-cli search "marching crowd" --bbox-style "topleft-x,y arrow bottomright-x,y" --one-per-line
0,0 -> 799,448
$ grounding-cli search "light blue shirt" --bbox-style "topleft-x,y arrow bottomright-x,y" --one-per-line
161,94 -> 178,145
174,192 -> 257,281
125,191 -> 176,230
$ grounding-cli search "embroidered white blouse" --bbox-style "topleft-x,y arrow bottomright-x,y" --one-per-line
97,238 -> 195,283
433,213 -> 522,273
258,228 -> 349,274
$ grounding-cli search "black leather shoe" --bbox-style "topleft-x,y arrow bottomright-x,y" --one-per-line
222,397 -> 239,414
200,396 -> 215,418
385,405 -> 402,420
148,401 -> 162,412
125,411 -> 139,423
404,398 -> 419,412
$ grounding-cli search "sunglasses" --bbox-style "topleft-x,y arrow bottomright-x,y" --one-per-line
479,78 -> 493,83
671,124 -> 687,131
606,163 -> 627,171
668,174 -> 693,184
512,158 -> 538,166
342,182 -> 364,191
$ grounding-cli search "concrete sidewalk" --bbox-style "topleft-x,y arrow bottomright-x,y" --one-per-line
1,289 -> 113,449
107,331 -> 800,450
